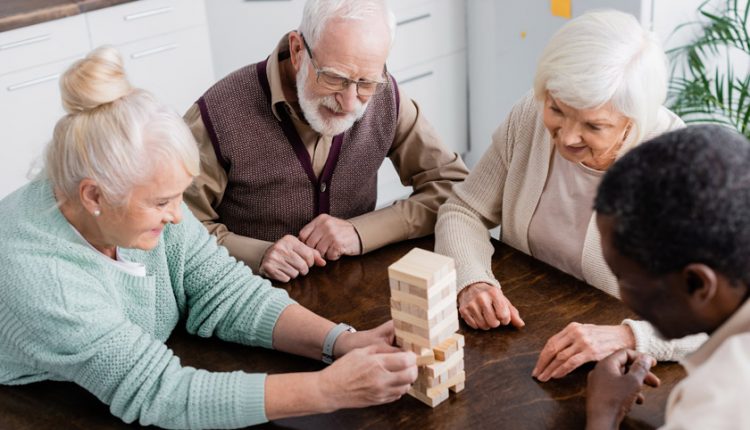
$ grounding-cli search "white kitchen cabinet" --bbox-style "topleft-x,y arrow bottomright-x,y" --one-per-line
0,58 -> 76,196
0,15 -> 91,198
86,0 -> 214,113
0,0 -> 214,198
387,0 -> 466,73
205,0 -> 305,79
111,26 -> 214,112
0,14 -> 89,76
377,0 -> 468,208
392,52 -> 468,159
86,0 -> 207,47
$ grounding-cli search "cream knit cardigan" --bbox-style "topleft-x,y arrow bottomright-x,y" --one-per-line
436,91 -> 707,361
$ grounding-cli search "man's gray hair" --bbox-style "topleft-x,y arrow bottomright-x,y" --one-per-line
298,0 -> 396,50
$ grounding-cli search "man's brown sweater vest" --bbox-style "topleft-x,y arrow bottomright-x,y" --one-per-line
197,58 -> 400,242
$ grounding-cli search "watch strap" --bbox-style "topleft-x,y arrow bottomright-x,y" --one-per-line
322,323 -> 355,364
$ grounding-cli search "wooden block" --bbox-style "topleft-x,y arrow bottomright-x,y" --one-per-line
450,382 -> 465,393
426,371 -> 465,398
427,309 -> 459,331
408,386 -> 449,408
388,248 -> 455,288
426,372 -> 446,387
448,365 -> 458,378
396,340 -> 423,355
391,308 -> 429,329
434,335 -> 458,361
404,321 -> 429,338
394,317 -> 458,349
390,280 -> 457,316
426,289 -> 457,319
408,284 -> 427,299
456,333 -> 465,349
416,348 -> 435,366
434,318 -> 460,346
408,304 -> 428,319
424,349 -> 464,378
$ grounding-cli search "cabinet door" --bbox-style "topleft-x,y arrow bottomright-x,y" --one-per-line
117,26 -> 215,114
392,51 -> 468,155
0,59 -> 75,198
205,0 -> 305,79
388,0 -> 466,73
86,0 -> 207,47
377,51 -> 468,208
0,15 -> 89,76
377,159 -> 412,208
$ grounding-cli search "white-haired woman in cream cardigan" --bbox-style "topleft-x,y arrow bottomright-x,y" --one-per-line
435,10 -> 707,382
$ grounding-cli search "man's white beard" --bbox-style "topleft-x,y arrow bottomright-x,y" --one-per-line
296,56 -> 369,136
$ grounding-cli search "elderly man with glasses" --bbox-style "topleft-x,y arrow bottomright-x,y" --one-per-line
183,0 -> 468,282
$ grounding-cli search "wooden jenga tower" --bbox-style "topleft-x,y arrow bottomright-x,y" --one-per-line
388,248 -> 466,407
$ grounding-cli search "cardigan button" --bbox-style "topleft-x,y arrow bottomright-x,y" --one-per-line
320,182 -> 327,192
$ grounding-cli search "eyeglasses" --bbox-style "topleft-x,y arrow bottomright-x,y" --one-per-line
301,33 -> 388,97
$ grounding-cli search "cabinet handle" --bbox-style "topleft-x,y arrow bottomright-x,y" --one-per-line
131,44 -> 179,59
397,13 -> 431,27
399,71 -> 433,85
124,6 -> 174,21
7,73 -> 60,91
0,34 -> 51,51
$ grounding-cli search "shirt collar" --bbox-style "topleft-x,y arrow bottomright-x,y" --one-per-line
684,298 -> 750,371
266,32 -> 301,122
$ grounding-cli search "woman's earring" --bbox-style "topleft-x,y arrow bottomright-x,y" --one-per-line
93,209 -> 101,217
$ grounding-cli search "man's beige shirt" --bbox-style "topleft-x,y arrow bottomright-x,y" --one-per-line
661,298 -> 750,429
184,35 -> 468,271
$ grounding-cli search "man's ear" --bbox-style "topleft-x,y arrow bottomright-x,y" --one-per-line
288,31 -> 304,71
683,263 -> 718,305
78,179 -> 102,216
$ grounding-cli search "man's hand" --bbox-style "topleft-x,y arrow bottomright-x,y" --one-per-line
458,282 -> 525,330
585,349 -> 660,430
260,235 -> 326,282
533,323 -> 636,381
299,214 -> 361,260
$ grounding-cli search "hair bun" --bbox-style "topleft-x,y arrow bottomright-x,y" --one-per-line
60,46 -> 133,114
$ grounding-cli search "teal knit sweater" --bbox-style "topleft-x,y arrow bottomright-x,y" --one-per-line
0,180 -> 297,429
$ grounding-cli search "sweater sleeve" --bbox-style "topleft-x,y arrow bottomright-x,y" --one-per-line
166,204 -> 297,349
434,100 -> 520,292
0,256 -> 272,429
622,319 -> 707,361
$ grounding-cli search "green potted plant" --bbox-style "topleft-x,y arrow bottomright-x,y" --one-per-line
667,0 -> 750,138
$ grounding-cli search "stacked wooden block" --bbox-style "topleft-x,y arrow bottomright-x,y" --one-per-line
388,248 -> 466,407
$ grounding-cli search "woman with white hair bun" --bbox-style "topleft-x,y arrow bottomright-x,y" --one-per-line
435,10 -> 707,381
0,47 -> 416,428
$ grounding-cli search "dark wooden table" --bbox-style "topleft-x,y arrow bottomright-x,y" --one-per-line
0,237 -> 685,429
